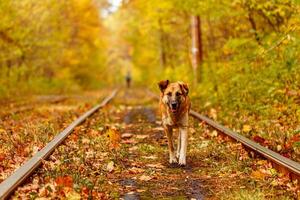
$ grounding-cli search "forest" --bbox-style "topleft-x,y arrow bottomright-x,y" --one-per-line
0,0 -> 300,199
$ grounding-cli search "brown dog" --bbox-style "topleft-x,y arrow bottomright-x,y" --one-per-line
158,80 -> 191,165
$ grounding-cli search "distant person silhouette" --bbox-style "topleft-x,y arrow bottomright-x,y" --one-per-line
125,71 -> 131,88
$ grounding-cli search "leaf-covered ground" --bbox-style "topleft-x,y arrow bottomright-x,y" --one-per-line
0,90 -> 110,183
2,89 -> 299,199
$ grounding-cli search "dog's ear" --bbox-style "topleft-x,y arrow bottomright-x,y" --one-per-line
178,82 -> 189,96
158,80 -> 169,92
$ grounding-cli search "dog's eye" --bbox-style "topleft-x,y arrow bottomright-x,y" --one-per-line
167,92 -> 172,96
176,92 -> 181,96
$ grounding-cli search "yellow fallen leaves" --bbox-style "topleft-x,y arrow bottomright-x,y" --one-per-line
106,161 -> 115,172
105,127 -> 121,149
242,125 -> 252,133
251,170 -> 268,180
251,168 -> 278,180
65,190 -> 81,200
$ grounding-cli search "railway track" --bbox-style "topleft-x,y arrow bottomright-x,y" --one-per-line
190,111 -> 300,181
0,89 -> 118,199
148,90 -> 300,182
0,88 -> 299,199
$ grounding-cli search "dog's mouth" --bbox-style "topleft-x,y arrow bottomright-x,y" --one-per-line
171,108 -> 177,113
169,102 -> 179,113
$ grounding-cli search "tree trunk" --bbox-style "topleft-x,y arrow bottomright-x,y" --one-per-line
191,15 -> 203,84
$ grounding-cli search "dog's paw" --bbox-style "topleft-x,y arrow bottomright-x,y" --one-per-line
169,155 -> 177,164
178,157 -> 186,166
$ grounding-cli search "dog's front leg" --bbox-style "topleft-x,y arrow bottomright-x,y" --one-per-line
165,126 -> 177,164
178,127 -> 188,165
176,131 -> 181,159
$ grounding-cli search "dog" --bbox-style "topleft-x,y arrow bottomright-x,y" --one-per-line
158,80 -> 191,165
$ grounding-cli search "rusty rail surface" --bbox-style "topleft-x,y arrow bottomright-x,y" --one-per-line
148,90 -> 300,179
0,89 -> 118,199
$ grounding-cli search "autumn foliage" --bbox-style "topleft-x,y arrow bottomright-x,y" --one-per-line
0,0 -> 110,97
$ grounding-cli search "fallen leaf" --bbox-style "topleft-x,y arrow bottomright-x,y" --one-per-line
129,146 -> 138,151
189,128 -> 196,134
128,167 -> 145,174
210,130 -> 218,137
136,135 -> 148,139
39,186 -> 48,197
251,170 -> 268,180
32,146 -> 40,155
252,135 -> 266,145
0,153 -> 5,162
121,139 -> 137,144
55,176 -> 73,188
127,191 -> 135,195
146,163 -> 165,169
106,128 -> 121,149
242,125 -> 252,133
142,155 -> 157,160
81,186 -> 89,196
209,108 -> 217,119
106,161 -> 114,172
277,145 -> 282,151
65,190 -> 81,200
139,175 -> 152,181
122,133 -> 133,139
268,168 -> 278,176
82,138 -> 90,144
286,134 -> 300,150
197,141 -> 209,148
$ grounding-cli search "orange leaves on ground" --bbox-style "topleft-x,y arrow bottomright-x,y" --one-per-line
285,134 -> 300,150
0,153 -> 5,162
55,175 -> 73,188
251,170 -> 269,180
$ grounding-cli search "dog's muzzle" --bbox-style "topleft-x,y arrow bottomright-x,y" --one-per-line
170,101 -> 179,113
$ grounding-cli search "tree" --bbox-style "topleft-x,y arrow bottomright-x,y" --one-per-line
191,15 -> 203,84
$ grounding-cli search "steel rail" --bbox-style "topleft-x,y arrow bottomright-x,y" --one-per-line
148,90 -> 300,178
190,111 -> 300,177
0,89 -> 118,199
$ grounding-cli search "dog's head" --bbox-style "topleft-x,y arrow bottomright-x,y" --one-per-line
158,80 -> 189,113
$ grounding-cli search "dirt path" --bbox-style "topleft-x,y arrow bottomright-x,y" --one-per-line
11,89 -> 298,199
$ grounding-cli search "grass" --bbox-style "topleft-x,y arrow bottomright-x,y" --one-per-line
221,189 -> 265,200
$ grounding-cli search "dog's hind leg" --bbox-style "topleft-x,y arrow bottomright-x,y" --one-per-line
178,127 -> 188,165
165,126 -> 177,164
